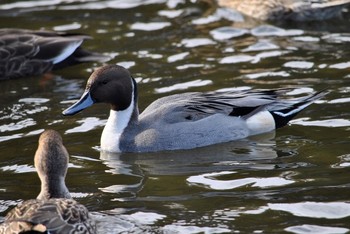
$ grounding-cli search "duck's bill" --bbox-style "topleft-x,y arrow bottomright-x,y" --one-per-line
62,91 -> 94,116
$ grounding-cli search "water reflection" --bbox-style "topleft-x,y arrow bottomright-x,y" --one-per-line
100,132 -> 280,177
0,0 -> 349,232
93,210 -> 167,233
285,224 -> 349,234
268,201 -> 350,219
0,75 -> 85,142
187,171 -> 294,190
0,0 -> 169,10
97,133 -> 291,232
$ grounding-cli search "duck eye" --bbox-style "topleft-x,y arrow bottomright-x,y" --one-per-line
101,80 -> 108,85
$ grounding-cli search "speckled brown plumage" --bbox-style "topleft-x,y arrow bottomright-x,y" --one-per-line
1,199 -> 95,234
0,28 -> 109,80
0,130 -> 96,234
218,0 -> 350,21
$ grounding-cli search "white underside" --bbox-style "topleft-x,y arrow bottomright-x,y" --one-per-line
246,110 -> 276,135
101,97 -> 134,153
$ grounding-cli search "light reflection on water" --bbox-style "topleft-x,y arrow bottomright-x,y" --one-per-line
0,0 -> 350,233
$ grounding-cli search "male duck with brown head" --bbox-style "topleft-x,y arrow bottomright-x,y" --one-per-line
62,64 -> 327,153
0,130 -> 96,234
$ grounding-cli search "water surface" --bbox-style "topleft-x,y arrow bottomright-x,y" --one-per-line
0,0 -> 350,233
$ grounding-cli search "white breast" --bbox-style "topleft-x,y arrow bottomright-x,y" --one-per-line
101,99 -> 134,152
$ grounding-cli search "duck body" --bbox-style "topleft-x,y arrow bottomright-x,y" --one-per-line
0,130 -> 96,234
102,97 -> 245,152
114,92 -> 277,152
217,0 -> 350,21
1,198 -> 94,234
0,28 -> 108,80
63,65 -> 327,153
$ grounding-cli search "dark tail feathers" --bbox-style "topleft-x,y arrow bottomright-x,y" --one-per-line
270,89 -> 329,128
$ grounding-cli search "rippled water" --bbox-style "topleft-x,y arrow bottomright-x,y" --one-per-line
0,0 -> 350,233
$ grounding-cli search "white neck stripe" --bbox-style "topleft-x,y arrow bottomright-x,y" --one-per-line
100,83 -> 135,152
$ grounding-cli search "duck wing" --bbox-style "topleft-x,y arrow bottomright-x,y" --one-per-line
1,199 -> 96,234
183,89 -> 284,118
141,89 -> 327,128
140,89 -> 282,122
0,28 -> 109,79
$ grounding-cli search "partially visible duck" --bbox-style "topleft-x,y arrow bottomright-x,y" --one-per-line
62,64 -> 327,153
0,130 -> 96,234
0,28 -> 109,80
217,0 -> 350,21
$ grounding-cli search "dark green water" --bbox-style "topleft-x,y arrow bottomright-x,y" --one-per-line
0,0 -> 350,233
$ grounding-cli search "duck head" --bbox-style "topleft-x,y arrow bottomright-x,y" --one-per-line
63,64 -> 136,115
35,129 -> 71,199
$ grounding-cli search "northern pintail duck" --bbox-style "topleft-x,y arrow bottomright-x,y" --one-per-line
0,28 -> 109,80
0,130 -> 96,234
62,65 -> 327,153
217,0 -> 350,21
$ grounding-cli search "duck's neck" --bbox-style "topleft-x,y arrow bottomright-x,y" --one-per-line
101,94 -> 138,152
37,176 -> 71,200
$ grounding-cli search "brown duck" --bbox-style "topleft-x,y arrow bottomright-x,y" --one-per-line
0,130 -> 96,234
218,0 -> 350,21
0,28 -> 109,80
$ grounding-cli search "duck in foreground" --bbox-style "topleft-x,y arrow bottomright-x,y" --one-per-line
62,65 -> 327,153
217,0 -> 350,21
0,28 -> 109,80
0,130 -> 96,234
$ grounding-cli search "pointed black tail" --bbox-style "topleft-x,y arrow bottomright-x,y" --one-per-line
270,90 -> 329,128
